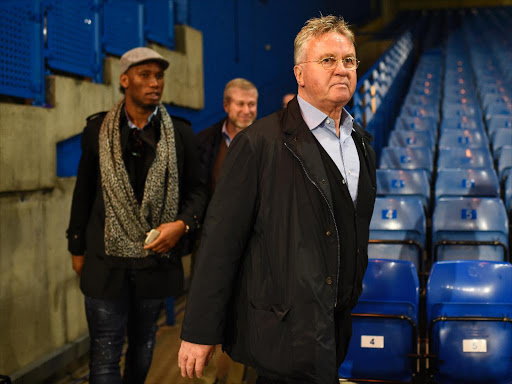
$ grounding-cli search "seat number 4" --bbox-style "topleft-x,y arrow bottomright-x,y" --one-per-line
361,335 -> 384,348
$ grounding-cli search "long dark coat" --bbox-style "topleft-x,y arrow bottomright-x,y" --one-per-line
181,98 -> 376,383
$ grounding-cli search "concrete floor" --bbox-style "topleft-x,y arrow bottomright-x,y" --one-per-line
52,295 -> 258,384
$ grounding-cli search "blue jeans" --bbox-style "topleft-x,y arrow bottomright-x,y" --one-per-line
85,272 -> 163,384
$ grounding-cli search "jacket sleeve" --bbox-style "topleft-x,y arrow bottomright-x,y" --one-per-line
66,124 -> 98,255
180,131 -> 259,345
174,121 -> 208,233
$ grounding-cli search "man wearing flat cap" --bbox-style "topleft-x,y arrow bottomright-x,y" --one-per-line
67,47 -> 206,383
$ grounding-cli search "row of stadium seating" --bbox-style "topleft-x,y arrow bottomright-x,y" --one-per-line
340,7 -> 512,383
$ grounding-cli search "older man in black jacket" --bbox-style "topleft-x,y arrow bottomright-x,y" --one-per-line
67,47 -> 206,383
179,16 -> 376,384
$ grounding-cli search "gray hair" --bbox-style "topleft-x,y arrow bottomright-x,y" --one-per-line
294,15 -> 355,64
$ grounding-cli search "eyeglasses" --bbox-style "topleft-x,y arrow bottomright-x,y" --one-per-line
299,56 -> 360,71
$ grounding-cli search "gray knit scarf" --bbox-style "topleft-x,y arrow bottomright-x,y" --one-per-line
99,100 -> 179,258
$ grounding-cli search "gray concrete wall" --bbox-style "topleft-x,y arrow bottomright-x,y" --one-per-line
0,25 -> 203,375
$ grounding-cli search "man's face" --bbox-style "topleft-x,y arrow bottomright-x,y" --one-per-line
294,32 -> 357,111
120,61 -> 165,108
224,88 -> 258,130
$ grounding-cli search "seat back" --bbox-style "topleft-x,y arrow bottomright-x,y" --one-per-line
441,116 -> 483,131
376,169 -> 430,209
437,148 -> 493,170
498,145 -> 512,181
369,197 -> 426,271
435,168 -> 499,199
388,129 -> 435,152
492,128 -> 512,160
438,129 -> 489,149
426,261 -> 512,384
432,197 -> 508,261
505,176 -> 512,214
395,116 -> 438,140
380,147 -> 433,178
339,259 -> 419,382
488,114 -> 512,138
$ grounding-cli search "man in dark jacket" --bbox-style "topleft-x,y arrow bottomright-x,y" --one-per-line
195,79 -> 258,384
67,47 -> 205,383
179,15 -> 376,384
197,78 -> 258,198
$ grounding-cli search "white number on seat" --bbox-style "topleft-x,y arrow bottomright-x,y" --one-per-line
463,339 -> 487,353
361,335 -> 384,349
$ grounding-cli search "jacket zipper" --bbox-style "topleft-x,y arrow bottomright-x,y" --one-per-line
284,142 -> 341,308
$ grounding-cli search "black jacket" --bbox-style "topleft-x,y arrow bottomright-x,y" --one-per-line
196,117 -> 226,199
181,98 -> 376,383
67,110 -> 206,299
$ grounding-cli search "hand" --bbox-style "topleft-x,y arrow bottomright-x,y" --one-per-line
72,255 -> 85,276
178,341 -> 215,378
143,220 -> 186,253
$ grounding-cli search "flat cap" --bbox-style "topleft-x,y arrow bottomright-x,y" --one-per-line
120,47 -> 169,74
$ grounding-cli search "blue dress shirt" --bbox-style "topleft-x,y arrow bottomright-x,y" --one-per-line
297,95 -> 360,204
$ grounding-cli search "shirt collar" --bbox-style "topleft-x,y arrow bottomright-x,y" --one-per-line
126,106 -> 159,130
221,119 -> 232,146
297,95 -> 354,137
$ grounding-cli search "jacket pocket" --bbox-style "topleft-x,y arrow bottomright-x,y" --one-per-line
248,301 -> 292,375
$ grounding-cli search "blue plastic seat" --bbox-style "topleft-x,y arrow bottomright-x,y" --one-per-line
437,148 -> 493,170
380,147 -> 433,179
441,116 -> 484,132
442,103 -> 479,119
339,259 -> 419,383
432,197 -> 508,262
435,169 -> 499,199
498,145 -> 512,181
395,116 -> 438,140
438,129 -> 489,149
427,261 -> 512,384
505,176 -> 512,214
368,197 -> 426,271
388,130 -> 435,152
485,104 -> 512,122
492,128 -> 512,160
401,104 -> 439,120
376,169 -> 431,210
487,115 -> 512,138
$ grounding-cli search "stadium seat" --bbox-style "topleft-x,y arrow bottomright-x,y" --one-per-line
435,168 -> 499,199
427,261 -> 512,384
498,145 -> 512,181
505,176 -> 512,214
395,116 -> 438,140
491,128 -> 512,160
437,148 -> 493,170
441,116 -> 484,132
339,259 -> 419,383
401,104 -> 439,120
380,147 -> 433,179
432,197 -> 508,261
442,103 -> 479,119
368,197 -> 426,271
376,169 -> 431,210
438,129 -> 489,149
388,130 -> 435,152
487,115 -> 512,139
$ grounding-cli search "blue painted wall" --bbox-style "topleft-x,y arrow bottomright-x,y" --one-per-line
167,0 -> 374,133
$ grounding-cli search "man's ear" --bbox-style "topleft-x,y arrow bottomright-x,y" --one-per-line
294,65 -> 304,87
223,99 -> 229,114
120,73 -> 129,90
